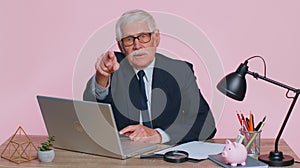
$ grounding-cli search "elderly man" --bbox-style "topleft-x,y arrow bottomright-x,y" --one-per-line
83,9 -> 216,145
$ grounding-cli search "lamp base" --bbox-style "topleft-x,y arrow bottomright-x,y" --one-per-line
258,151 -> 294,167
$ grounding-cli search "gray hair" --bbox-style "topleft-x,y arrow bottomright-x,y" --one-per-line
115,10 -> 157,41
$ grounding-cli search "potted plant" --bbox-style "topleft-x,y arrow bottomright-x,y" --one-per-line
37,136 -> 55,162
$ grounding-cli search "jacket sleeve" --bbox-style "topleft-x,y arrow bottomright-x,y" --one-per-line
83,52 -> 125,103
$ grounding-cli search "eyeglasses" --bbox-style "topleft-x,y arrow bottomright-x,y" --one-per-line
121,32 -> 153,47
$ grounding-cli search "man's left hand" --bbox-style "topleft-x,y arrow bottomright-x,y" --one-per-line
119,125 -> 162,144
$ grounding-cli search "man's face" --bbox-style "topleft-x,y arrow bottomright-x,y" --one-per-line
118,21 -> 160,70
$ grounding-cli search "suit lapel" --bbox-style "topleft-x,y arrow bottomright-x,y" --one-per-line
111,58 -> 140,125
151,54 -> 171,127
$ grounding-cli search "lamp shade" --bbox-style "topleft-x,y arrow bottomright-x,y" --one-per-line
217,62 -> 249,101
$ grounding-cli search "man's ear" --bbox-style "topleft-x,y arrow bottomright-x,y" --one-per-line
154,30 -> 160,47
117,40 -> 125,53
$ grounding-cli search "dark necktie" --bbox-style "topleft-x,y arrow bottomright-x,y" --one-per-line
137,70 -> 152,128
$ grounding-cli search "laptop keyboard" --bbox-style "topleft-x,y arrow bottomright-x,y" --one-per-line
119,134 -> 155,154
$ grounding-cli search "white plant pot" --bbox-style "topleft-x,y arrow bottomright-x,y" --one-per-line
37,150 -> 55,162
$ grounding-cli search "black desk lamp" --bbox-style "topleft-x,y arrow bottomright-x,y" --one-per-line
217,56 -> 300,167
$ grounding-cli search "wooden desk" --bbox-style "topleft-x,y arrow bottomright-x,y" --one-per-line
0,135 -> 299,167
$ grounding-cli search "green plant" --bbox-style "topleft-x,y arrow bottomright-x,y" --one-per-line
38,136 -> 55,151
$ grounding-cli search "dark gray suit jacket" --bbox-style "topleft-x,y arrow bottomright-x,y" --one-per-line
84,52 -> 216,145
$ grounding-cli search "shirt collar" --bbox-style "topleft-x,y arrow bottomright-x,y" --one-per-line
133,58 -> 155,82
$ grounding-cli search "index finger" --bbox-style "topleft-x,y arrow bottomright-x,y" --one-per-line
101,51 -> 114,62
119,125 -> 140,134
107,51 -> 115,59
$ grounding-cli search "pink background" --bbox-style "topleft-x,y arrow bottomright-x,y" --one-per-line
1,1 -> 300,158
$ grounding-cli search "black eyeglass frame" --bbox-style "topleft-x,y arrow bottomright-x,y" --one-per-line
121,32 -> 154,47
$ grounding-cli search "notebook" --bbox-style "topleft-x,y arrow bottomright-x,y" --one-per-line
209,154 -> 269,168
37,95 -> 156,159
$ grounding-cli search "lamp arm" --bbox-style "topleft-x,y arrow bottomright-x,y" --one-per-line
273,93 -> 299,152
247,70 -> 300,152
247,71 -> 298,92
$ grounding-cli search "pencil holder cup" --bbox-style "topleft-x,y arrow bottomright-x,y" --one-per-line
239,129 -> 262,157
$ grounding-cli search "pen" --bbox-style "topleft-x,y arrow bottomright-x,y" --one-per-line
251,113 -> 255,131
246,117 -> 250,129
241,119 -> 250,140
140,153 -> 163,159
249,113 -> 254,132
236,111 -> 242,126
255,116 -> 266,131
241,115 -> 250,131
262,116 -> 266,122
246,119 -> 266,149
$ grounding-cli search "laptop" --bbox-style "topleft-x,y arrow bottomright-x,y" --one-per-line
37,95 -> 157,159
